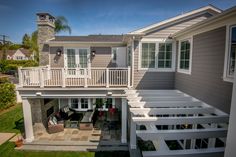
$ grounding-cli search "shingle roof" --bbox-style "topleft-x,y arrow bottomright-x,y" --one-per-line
50,35 -> 124,42
0,48 -> 32,59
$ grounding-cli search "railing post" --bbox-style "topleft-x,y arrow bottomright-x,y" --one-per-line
106,68 -> 109,88
84,69 -> 88,88
18,67 -> 23,87
128,66 -> 131,88
61,68 -> 66,87
40,68 -> 44,88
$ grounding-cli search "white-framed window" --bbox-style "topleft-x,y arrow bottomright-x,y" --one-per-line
69,98 -> 90,111
64,48 -> 90,68
158,43 -> 172,68
139,40 -> 175,71
141,43 -> 156,68
177,38 -> 192,74
71,98 -> 79,109
81,98 -> 89,109
111,48 -> 117,63
16,56 -> 24,60
127,46 -> 132,66
224,25 -> 236,82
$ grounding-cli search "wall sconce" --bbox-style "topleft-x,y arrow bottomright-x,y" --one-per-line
91,50 -> 96,57
56,49 -> 62,56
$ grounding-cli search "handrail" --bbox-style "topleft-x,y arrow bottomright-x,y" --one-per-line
18,67 -> 131,88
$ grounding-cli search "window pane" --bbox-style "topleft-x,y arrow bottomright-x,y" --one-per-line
166,51 -> 172,59
166,44 -> 172,52
79,49 -> 88,68
166,61 -> 172,68
67,49 -> 76,68
158,61 -> 165,68
159,43 -> 165,51
229,27 -> 236,76
180,40 -> 191,70
71,99 -> 78,108
158,52 -> 165,59
81,98 -> 88,109
141,43 -> 156,68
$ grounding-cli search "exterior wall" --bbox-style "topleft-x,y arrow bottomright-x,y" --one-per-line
50,46 -> 64,68
31,99 -> 59,127
91,47 -> 116,67
12,49 -> 27,60
175,27 -> 233,113
38,24 -> 55,66
49,46 -> 115,68
133,40 -> 175,89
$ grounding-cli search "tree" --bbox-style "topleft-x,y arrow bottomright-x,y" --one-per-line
22,34 -> 31,48
55,16 -> 71,34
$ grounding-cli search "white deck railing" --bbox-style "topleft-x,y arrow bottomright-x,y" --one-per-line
18,66 -> 131,88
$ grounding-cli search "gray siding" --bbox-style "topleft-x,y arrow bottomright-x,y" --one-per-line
145,14 -> 210,39
50,46 -> 64,68
175,27 -> 233,113
133,41 -> 175,89
91,47 -> 116,67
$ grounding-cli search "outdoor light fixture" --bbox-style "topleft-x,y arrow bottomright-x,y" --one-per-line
56,49 -> 62,56
91,50 -> 96,56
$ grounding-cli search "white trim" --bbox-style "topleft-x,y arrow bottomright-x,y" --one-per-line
138,40 -> 176,72
177,37 -> 193,75
129,5 -> 221,35
223,24 -> 236,82
131,40 -> 135,87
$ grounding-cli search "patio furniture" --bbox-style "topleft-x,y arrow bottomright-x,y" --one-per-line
79,111 -> 94,130
60,106 -> 74,119
47,116 -> 64,134
70,121 -> 79,128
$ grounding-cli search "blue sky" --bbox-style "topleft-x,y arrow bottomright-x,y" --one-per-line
0,0 -> 236,43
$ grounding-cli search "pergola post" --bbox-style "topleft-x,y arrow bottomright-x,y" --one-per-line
130,118 -> 137,149
22,98 -> 34,142
121,98 -> 127,143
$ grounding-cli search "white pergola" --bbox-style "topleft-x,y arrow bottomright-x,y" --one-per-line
126,90 -> 229,157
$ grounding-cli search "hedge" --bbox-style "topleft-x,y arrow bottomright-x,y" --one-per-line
0,60 -> 38,73
0,83 -> 16,111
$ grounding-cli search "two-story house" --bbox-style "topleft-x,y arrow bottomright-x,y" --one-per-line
17,5 -> 236,157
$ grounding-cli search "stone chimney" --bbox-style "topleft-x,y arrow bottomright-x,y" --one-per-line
36,13 -> 55,66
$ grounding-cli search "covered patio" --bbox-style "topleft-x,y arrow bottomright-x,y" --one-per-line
126,90 -> 229,157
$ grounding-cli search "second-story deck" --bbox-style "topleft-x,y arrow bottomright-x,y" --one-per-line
18,66 -> 131,88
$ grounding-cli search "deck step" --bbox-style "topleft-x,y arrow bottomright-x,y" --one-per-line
18,143 -> 128,152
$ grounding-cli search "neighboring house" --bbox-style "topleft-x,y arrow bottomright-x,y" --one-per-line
0,48 -> 34,60
17,5 -> 236,157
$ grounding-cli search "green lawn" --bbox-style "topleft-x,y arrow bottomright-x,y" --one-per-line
0,105 -> 129,157
0,105 -> 24,133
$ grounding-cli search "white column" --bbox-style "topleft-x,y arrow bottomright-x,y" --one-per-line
130,118 -> 137,149
22,98 -> 34,142
121,98 -> 127,143
225,70 -> 236,157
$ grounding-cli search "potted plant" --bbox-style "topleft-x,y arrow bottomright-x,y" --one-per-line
15,136 -> 23,147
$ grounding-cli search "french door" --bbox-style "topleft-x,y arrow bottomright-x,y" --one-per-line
65,48 -> 90,77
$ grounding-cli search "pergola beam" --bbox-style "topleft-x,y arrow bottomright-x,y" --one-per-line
130,107 -> 215,115
128,101 -> 202,108
137,128 -> 228,141
142,147 -> 224,157
132,115 -> 229,125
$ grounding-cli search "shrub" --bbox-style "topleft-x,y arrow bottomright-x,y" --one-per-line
0,83 -> 16,110
0,60 -> 38,74
0,77 -> 10,84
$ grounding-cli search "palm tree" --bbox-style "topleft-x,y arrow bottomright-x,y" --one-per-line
54,16 -> 71,34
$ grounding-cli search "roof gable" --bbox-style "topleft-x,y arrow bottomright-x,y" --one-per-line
128,5 -> 221,35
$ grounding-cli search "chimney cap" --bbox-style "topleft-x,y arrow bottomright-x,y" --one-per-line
36,13 -> 55,19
